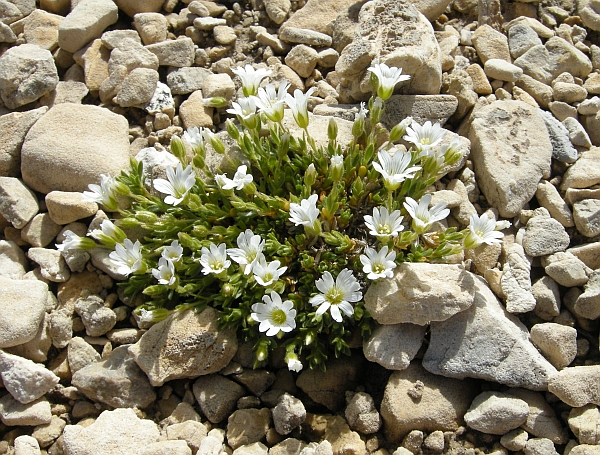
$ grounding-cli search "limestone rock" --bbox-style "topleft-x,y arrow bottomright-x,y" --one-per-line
0,177 -> 39,229
569,405 -> 600,445
226,408 -> 272,450
423,274 -> 558,391
166,67 -> 212,95
0,277 -> 48,349
363,323 -> 426,370
561,147 -> 600,190
542,252 -> 591,287
0,396 -> 52,426
272,394 -> 306,436
364,263 -> 475,325
574,270 -> 600,319
62,408 -> 161,455
193,374 -> 246,424
0,350 -> 59,404
72,345 -> 156,409
380,362 -> 477,443
323,415 -> 366,455
469,100 -> 552,217
535,181 -> 574,228
345,392 -> 381,435
21,104 -> 130,194
0,44 -> 58,109
45,191 -> 99,225
129,307 -> 238,386
523,214 -> 570,257
548,365 -> 600,407
57,0 -> 118,54
573,198 -> 600,237
113,0 -> 165,17
501,243 -> 536,314
0,240 -> 27,279
146,37 -> 195,67
464,391 -> 529,435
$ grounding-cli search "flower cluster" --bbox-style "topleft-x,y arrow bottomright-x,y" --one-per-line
59,63 -> 509,372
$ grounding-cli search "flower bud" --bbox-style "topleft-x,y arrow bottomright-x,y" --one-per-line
329,155 -> 344,181
203,97 -> 228,108
226,119 -> 240,140
170,136 -> 187,162
112,180 -> 131,197
304,163 -> 317,188
211,136 -> 226,154
135,211 -> 158,223
328,117 -> 338,142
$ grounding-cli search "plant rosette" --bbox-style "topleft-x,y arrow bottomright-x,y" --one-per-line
59,63 -> 509,372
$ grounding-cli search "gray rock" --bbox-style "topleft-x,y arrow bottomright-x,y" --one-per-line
423,274 -> 558,391
21,104 -> 130,194
523,215 -> 570,257
508,24 -> 542,59
57,0 -> 118,53
114,67 -> 159,107
0,240 -> 27,279
143,81 -> 175,114
364,263 -> 475,325
27,248 -> 70,282
0,350 -> 59,404
21,213 -> 62,248
464,391 -> 529,435
0,44 -> 58,109
62,408 -> 161,455
272,393 -> 306,435
279,26 -> 332,47
523,438 -> 559,455
0,277 -> 48,349
561,147 -> 600,190
72,345 -> 156,409
469,100 -> 552,218
0,177 -> 39,229
563,116 -> 592,148
535,181 -> 574,228
538,109 -> 579,164
74,295 -> 117,337
501,244 -> 536,314
514,37 -> 592,85
573,198 -> 600,237
345,392 -> 381,435
48,309 -> 73,349
574,269 -> 600,319
67,337 -> 101,374
531,276 -> 561,321
363,323 -> 426,370
226,408 -> 272,450
146,37 -> 195,67
0,395 -> 52,426
166,67 -> 212,95
379,94 -> 458,127
380,362 -> 477,443
530,323 -> 577,370
568,404 -> 600,445
542,252 -> 591,287
549,365 -> 600,407
0,107 -> 48,177
193,375 -> 245,423
129,307 -> 238,386
108,37 -> 159,72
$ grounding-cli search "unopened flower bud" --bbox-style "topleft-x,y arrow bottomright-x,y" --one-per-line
226,119 -> 240,140
304,163 -> 317,188
330,155 -> 344,181
135,211 -> 158,223
203,97 -> 228,108
170,136 -> 187,161
328,117 -> 338,142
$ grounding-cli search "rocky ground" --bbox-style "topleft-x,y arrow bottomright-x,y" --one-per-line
1,0 -> 600,454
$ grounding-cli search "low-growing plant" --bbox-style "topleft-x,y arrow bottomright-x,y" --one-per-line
59,63 -> 507,371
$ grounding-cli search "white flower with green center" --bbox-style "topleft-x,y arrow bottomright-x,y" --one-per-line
355,102 -> 368,122
199,243 -> 231,275
309,268 -> 362,322
404,121 -> 447,155
221,165 -> 253,191
137,308 -> 156,324
90,219 -> 127,247
254,82 -> 289,122
227,229 -> 265,274
252,256 -> 287,287
109,239 -> 145,277
464,213 -> 505,249
289,194 -> 319,227
153,163 -> 196,206
364,206 -> 404,238
330,154 -> 344,180
56,230 -> 96,252
183,126 -> 204,148
162,240 -> 183,262
226,97 -> 258,120
367,62 -> 411,100
285,87 -> 315,129
251,291 -> 296,336
403,194 -> 450,235
152,257 -> 176,286
82,174 -> 118,211
360,246 -> 397,280
373,149 -> 421,191
232,64 -> 272,97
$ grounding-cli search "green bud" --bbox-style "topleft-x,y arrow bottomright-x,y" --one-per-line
203,97 -> 229,108
112,180 -> 131,197
389,123 -> 405,143
226,119 -> 240,140
170,136 -> 187,163
135,211 -> 158,223
211,136 -> 226,154
304,163 -> 317,188
192,154 -> 205,170
352,118 -> 365,138
115,217 -> 139,229
327,118 -> 338,142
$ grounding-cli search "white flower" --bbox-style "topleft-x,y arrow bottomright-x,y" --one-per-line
226,97 -> 258,120
221,165 -> 253,191
287,356 -> 303,372
153,162 -> 196,206
251,291 -> 296,337
215,173 -> 232,189
373,149 -> 421,191
355,102 -> 368,122
364,206 -> 404,238
183,126 -> 204,148
254,82 -> 289,122
289,194 -> 319,226
252,256 -> 287,286
309,268 -> 362,322
56,230 -> 94,252
82,174 -> 118,210
464,213 -> 505,249
403,193 -> 450,235
285,87 -> 315,129
330,155 -> 344,180
199,243 -> 231,275
227,229 -> 265,274
162,240 -> 183,262
232,64 -> 272,96
90,219 -> 127,246
360,245 -> 397,280
137,308 -> 156,324
152,257 -> 176,286
367,62 -> 411,100
109,239 -> 144,277
404,121 -> 447,155
496,220 -> 512,230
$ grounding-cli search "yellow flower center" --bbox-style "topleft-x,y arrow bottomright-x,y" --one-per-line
326,287 -> 344,305
378,224 -> 392,235
270,309 -> 287,325
372,263 -> 386,274
420,138 -> 431,145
